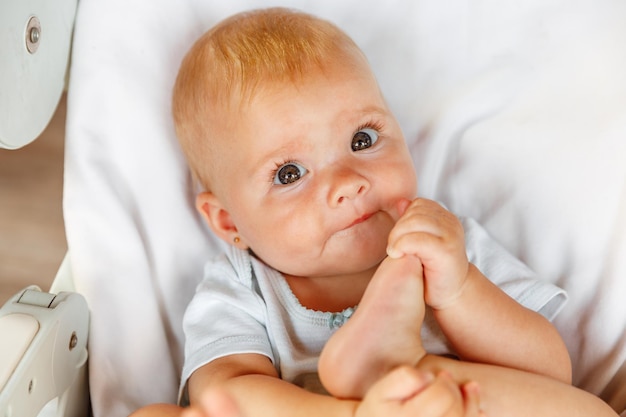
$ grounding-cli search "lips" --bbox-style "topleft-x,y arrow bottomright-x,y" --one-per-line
344,212 -> 374,230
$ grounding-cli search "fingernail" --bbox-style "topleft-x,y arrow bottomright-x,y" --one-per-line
396,198 -> 411,216
438,370 -> 454,381
464,381 -> 480,395
387,247 -> 401,259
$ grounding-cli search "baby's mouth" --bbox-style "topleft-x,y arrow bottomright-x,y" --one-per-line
339,212 -> 376,233
346,213 -> 374,228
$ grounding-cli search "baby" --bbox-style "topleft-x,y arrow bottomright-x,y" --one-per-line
130,7 -> 619,417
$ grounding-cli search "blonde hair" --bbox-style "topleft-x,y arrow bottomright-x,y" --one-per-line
172,7 -> 366,190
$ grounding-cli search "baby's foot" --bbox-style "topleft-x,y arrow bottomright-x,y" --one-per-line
318,255 -> 427,399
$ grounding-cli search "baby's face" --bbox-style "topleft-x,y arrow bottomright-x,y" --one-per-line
212,61 -> 417,279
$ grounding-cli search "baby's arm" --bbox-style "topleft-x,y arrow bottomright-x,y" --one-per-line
432,263 -> 571,382
387,198 -> 571,383
187,354 -> 479,417
188,354 -> 355,416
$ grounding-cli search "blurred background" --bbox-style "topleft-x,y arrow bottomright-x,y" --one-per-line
0,94 -> 66,304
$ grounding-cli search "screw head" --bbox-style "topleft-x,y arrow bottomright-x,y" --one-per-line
30,27 -> 40,44
69,332 -> 78,350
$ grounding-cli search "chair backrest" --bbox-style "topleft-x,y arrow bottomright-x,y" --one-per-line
0,0 -> 77,149
63,0 -> 626,415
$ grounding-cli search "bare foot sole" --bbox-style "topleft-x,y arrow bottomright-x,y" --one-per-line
318,255 -> 428,399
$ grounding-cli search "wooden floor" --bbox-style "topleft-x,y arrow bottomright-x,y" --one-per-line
0,94 -> 67,305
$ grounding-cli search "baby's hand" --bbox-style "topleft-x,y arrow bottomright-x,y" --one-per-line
356,366 -> 484,417
387,199 -> 469,310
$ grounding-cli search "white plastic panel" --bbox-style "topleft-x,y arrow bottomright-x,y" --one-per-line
0,314 -> 39,392
0,0 -> 78,149
0,288 -> 89,417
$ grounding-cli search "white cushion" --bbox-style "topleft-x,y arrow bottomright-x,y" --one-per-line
64,0 -> 626,415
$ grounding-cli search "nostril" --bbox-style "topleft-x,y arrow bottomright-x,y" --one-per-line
335,185 -> 367,205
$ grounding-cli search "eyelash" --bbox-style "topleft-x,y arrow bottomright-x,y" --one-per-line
355,119 -> 385,137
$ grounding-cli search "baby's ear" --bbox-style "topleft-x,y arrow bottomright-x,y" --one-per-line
196,192 -> 241,246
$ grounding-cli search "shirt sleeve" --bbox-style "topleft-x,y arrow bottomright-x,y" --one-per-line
461,216 -> 568,321
179,248 -> 273,404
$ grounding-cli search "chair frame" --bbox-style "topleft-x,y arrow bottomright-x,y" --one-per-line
0,256 -> 90,417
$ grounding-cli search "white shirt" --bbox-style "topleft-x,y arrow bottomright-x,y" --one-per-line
180,217 -> 567,402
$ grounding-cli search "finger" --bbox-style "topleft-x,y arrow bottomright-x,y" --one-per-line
388,202 -> 463,258
401,199 -> 452,225
391,207 -> 461,243
403,371 -> 464,417
391,204 -> 447,238
387,229 -> 447,260
373,254 -> 424,285
462,382 -> 485,417
394,198 -> 412,218
368,366 -> 435,402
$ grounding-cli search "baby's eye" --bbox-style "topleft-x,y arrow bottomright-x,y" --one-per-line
351,128 -> 379,151
273,162 -> 308,185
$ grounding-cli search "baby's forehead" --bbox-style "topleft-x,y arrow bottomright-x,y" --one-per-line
233,51 -> 371,103
218,69 -> 383,139
240,53 -> 376,103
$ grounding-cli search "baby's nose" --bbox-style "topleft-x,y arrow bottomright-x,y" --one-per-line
328,167 -> 369,207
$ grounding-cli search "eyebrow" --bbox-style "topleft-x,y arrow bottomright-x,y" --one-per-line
350,105 -> 390,121
250,138 -> 308,182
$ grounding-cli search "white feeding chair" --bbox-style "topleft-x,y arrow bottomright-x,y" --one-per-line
1,1 -> 88,416
1,1 -> 625,416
